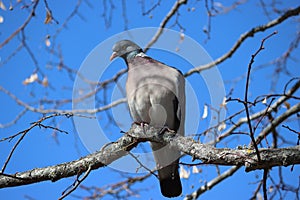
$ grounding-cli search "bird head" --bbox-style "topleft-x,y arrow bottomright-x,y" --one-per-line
110,40 -> 143,61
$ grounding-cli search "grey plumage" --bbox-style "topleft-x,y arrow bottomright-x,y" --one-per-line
110,40 -> 185,198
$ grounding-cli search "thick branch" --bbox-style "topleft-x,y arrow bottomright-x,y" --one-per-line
0,123 -> 299,188
0,133 -> 135,188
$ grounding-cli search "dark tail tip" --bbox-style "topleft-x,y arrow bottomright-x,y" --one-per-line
159,176 -> 182,198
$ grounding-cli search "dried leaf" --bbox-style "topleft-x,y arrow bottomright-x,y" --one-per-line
9,2 -> 13,10
256,192 -> 262,200
44,10 -> 52,24
220,96 -> 227,108
23,73 -> 38,85
42,76 -> 48,87
284,101 -> 290,109
262,97 -> 267,104
217,122 -> 226,131
192,166 -> 202,174
179,166 -> 190,179
180,32 -> 185,41
0,1 -> 6,10
269,185 -> 274,193
45,38 -> 51,47
202,105 -> 208,119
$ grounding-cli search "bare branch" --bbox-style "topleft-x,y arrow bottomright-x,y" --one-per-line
79,173 -> 152,199
214,79 -> 300,145
0,108 -> 28,128
243,31 -> 278,161
0,113 -> 74,173
58,165 -> 92,200
255,102 -> 300,146
263,169 -> 269,200
185,5 -> 300,76
184,166 -> 240,200
144,0 -> 187,52
0,0 -> 40,48
141,0 -> 161,16
1,123 -> 299,188
0,85 -> 126,114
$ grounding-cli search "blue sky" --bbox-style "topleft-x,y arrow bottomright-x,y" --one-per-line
1,1 -> 300,199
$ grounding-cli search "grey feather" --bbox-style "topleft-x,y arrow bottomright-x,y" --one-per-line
110,40 -> 186,198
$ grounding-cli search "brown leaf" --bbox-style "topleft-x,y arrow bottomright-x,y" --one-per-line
0,1 -> 6,11
192,166 -> 202,174
42,76 -> 49,87
44,10 -> 52,24
218,122 -> 226,131
45,38 -> 51,47
9,2 -> 13,10
179,166 -> 190,179
23,73 -> 38,85
262,97 -> 267,104
284,101 -> 291,109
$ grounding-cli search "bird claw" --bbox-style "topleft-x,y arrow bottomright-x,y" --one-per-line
133,121 -> 149,133
158,126 -> 175,135
133,121 -> 149,127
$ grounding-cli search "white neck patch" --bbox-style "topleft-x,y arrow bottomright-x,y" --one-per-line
136,52 -> 147,57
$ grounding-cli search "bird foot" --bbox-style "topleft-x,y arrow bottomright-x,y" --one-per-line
158,126 -> 176,135
133,121 -> 149,127
133,121 -> 149,133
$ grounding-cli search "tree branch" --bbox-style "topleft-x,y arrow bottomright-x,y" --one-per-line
144,0 -> 187,52
215,79 -> 300,145
1,123 -> 299,188
0,0 -> 40,49
184,166 -> 241,200
184,5 -> 300,76
0,85 -> 126,114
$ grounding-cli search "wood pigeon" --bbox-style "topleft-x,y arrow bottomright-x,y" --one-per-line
110,40 -> 185,198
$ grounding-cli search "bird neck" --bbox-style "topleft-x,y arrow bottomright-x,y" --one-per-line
125,49 -> 143,62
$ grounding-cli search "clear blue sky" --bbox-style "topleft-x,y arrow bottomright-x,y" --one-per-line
0,1 -> 299,199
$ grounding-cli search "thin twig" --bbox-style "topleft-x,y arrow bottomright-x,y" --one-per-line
244,31 -> 278,161
144,0 -> 187,52
0,113 -> 77,173
184,6 -> 300,76
58,165 -> 92,200
0,0 -> 40,48
127,152 -> 158,178
184,166 -> 241,200
0,85 -> 126,114
282,125 -> 300,135
263,169 -> 269,200
185,102 -> 300,199
210,79 -> 300,145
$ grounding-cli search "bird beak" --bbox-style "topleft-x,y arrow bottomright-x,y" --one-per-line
110,52 -> 118,61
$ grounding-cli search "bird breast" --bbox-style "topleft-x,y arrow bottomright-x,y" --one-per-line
126,67 -> 179,129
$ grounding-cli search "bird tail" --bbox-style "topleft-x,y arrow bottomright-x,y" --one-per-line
158,159 -> 182,198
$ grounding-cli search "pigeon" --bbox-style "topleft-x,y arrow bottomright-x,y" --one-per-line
110,40 -> 185,198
